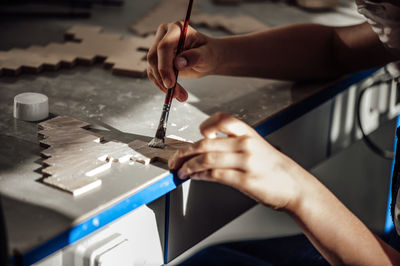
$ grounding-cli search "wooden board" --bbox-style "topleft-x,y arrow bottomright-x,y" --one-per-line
296,0 -> 338,10
130,0 -> 193,36
38,116 -> 153,196
191,13 -> 268,35
129,137 -> 192,164
38,116 -> 91,130
0,25 -> 155,78
212,0 -> 242,5
130,0 -> 267,36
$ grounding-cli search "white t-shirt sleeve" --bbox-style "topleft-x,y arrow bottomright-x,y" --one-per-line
356,0 -> 400,53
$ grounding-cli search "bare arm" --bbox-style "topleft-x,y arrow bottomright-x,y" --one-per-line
290,168 -> 400,265
148,21 -> 399,101
213,22 -> 397,80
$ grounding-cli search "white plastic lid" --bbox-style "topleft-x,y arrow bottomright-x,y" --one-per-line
13,92 -> 49,121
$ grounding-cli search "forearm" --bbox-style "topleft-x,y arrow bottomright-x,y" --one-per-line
211,22 -> 397,80
288,168 -> 400,265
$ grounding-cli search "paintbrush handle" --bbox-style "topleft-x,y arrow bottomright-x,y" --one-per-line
164,0 -> 193,106
149,0 -> 194,148
157,103 -> 171,134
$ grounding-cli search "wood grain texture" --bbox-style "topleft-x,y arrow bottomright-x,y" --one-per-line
130,0 -> 267,36
38,115 -> 91,130
38,116 -> 151,196
296,0 -> 338,9
191,13 -> 268,35
130,0 -> 196,36
129,137 -> 192,164
0,25 -> 155,78
212,0 -> 242,6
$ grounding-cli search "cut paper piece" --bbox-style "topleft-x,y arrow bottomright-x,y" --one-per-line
296,0 -> 338,10
0,25 -> 154,78
130,0 -> 267,36
130,0 -> 194,36
191,13 -> 268,35
128,136 -> 193,164
38,116 -> 149,196
212,0 -> 242,5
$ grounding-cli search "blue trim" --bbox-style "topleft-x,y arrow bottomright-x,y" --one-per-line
255,69 -> 378,137
164,192 -> 171,264
385,115 -> 400,233
20,173 -> 184,266
18,69 -> 377,265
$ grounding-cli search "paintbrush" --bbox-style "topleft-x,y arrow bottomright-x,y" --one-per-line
148,0 -> 194,149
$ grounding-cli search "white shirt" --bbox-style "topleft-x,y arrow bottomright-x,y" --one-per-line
356,0 -> 400,53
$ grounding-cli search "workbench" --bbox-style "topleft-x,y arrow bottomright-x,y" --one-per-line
0,1 -> 380,265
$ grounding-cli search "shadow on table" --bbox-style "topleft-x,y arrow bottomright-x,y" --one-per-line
0,193 -> 73,265
0,196 -> 8,266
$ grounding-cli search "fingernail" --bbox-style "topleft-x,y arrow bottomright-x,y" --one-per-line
179,90 -> 186,100
176,57 -> 187,68
168,159 -> 175,169
163,78 -> 172,88
208,132 -> 217,139
178,169 -> 185,179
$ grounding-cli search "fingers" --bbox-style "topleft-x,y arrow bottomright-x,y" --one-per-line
147,24 -> 168,89
148,68 -> 188,102
173,83 -> 188,102
174,46 -> 205,71
189,169 -> 245,188
177,153 -> 246,179
174,56 -> 188,70
169,113 -> 259,170
192,169 -> 243,188
147,67 -> 167,93
158,22 -> 182,88
169,137 -> 245,170
147,22 -> 191,102
200,112 -> 259,138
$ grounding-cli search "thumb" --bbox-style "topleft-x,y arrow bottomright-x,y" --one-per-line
172,82 -> 188,102
174,46 -> 207,71
200,112 -> 259,139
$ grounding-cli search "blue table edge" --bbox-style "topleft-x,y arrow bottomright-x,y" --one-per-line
15,68 -> 379,265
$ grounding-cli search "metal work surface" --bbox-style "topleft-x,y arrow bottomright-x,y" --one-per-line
0,0 -> 367,264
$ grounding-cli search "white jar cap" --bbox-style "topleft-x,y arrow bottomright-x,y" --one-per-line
14,92 -> 49,121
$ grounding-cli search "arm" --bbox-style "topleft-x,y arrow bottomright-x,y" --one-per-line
213,22 -> 397,80
291,168 -> 400,265
147,22 -> 399,101
169,112 -> 400,265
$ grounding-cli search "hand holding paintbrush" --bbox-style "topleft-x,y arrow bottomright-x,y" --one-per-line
148,0 -> 194,149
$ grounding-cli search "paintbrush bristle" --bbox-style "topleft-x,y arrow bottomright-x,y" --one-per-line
148,125 -> 166,148
148,137 -> 165,149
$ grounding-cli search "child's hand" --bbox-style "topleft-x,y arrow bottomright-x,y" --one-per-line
169,112 -> 306,211
147,21 -> 218,102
